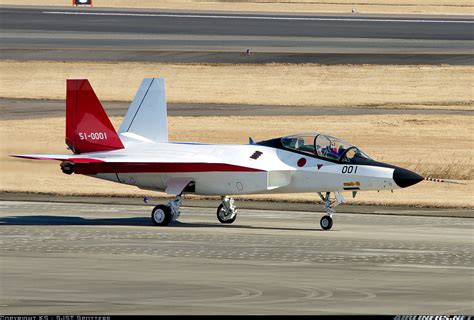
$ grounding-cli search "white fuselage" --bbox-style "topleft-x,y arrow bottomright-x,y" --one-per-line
80,141 -> 398,196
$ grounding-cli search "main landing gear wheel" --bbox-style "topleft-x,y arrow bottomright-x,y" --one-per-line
150,194 -> 183,226
320,215 -> 333,230
151,204 -> 172,226
217,204 -> 237,224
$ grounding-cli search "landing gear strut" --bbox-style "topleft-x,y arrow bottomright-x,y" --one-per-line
217,196 -> 237,224
151,195 -> 182,226
317,192 -> 345,230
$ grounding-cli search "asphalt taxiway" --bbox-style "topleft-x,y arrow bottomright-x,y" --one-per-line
1,98 -> 472,120
0,199 -> 472,314
1,6 -> 472,64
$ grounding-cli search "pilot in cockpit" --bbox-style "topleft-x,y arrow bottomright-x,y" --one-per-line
338,145 -> 346,157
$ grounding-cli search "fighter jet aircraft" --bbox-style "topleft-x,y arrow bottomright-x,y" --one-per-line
13,78 -> 424,230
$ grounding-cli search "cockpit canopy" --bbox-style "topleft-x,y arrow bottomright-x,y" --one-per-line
281,133 -> 372,163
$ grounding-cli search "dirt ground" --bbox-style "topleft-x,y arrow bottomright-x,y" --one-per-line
1,0 -> 472,15
1,61 -> 472,110
1,115 -> 472,208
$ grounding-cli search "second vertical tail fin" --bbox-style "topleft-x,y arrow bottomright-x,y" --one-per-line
118,78 -> 168,143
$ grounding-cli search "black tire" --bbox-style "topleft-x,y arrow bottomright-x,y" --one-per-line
320,215 -> 333,230
217,204 -> 237,224
151,205 -> 172,226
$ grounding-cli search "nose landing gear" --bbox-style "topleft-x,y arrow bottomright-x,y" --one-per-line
317,192 -> 345,230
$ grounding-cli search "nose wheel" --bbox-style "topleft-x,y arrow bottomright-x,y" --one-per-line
320,215 -> 333,230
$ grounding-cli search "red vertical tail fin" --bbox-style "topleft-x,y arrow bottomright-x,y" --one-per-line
66,79 -> 124,154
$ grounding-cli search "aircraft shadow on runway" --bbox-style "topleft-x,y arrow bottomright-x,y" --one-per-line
0,215 -> 151,226
0,215 -> 323,231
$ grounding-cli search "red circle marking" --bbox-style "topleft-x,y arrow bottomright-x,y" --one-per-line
297,158 -> 306,167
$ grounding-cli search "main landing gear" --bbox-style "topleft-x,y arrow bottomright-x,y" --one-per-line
150,195 -> 238,226
217,196 -> 237,224
317,192 -> 345,230
151,195 -> 182,226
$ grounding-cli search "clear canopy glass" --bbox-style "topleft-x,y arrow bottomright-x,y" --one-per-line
281,133 -> 371,163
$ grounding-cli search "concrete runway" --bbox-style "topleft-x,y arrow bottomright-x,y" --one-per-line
0,199 -> 472,314
1,6 -> 473,64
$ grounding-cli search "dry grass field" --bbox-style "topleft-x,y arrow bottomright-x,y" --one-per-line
1,0 -> 472,15
1,115 -> 472,208
1,61 -> 472,110
1,60 -> 472,207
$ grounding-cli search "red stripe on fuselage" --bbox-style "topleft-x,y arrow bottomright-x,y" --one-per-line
68,158 -> 105,163
72,162 -> 264,175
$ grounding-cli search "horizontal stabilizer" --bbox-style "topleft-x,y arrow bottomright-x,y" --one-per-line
11,154 -> 71,161
119,78 -> 168,143
11,154 -> 103,163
